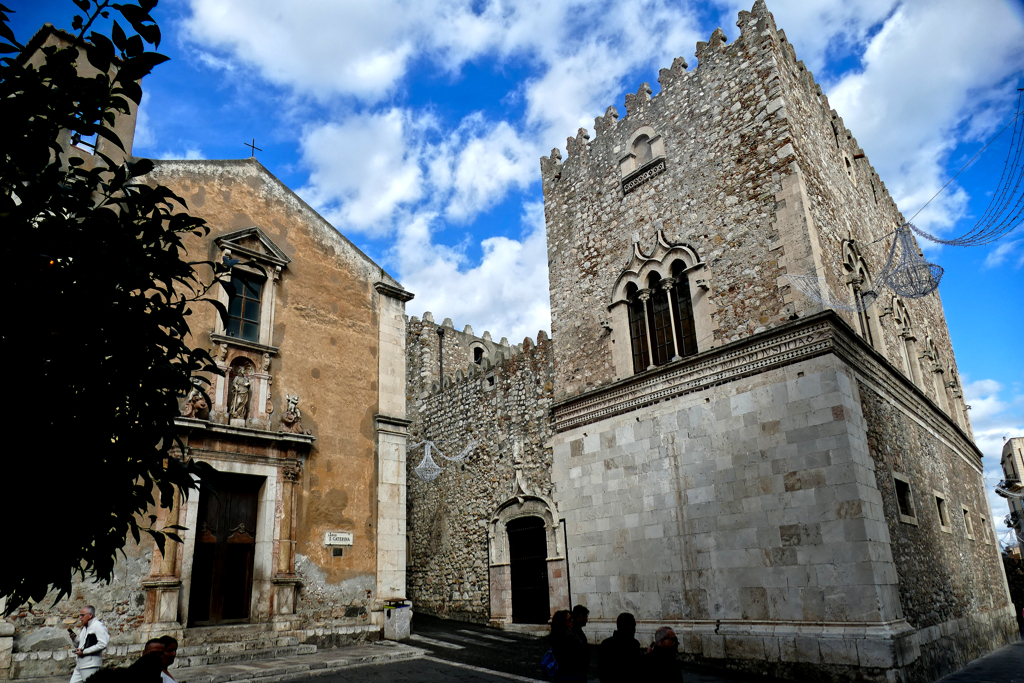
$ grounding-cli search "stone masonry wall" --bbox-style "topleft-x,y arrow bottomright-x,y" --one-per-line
859,383 -> 1018,680
773,15 -> 970,438
542,2 -> 801,400
540,0 -> 973,445
405,315 -> 555,622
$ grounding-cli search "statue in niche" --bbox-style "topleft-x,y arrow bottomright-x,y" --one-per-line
280,393 -> 311,435
229,364 -> 253,420
180,379 -> 209,419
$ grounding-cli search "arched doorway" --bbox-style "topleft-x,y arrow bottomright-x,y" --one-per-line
507,516 -> 550,624
488,492 -> 568,626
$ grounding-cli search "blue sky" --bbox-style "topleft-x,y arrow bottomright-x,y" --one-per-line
11,0 -> 1024,541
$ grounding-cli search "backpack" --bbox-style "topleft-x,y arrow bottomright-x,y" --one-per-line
541,649 -> 558,679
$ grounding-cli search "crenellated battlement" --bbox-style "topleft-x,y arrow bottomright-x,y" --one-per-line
406,312 -> 552,397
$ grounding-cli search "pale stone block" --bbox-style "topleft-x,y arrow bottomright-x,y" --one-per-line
794,637 -> 821,663
819,639 -> 858,665
701,634 -> 726,659
857,638 -> 895,668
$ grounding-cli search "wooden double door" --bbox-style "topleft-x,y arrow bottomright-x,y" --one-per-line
188,472 -> 264,625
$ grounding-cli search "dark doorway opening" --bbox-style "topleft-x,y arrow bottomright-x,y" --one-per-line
188,471 -> 264,626
507,516 -> 550,624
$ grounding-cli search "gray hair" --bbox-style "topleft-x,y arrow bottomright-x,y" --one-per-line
654,626 -> 675,643
83,606 -> 95,616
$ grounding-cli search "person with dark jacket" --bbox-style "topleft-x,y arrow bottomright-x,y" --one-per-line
570,605 -> 591,674
548,609 -> 587,682
598,612 -> 643,683
643,626 -> 683,682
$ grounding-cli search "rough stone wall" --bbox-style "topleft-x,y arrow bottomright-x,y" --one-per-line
859,383 -> 1017,679
773,15 -> 970,436
540,0 -> 972,443
542,3 -> 799,400
5,540 -> 151,679
405,315 -> 555,622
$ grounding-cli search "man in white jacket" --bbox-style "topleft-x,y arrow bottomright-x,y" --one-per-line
70,606 -> 108,682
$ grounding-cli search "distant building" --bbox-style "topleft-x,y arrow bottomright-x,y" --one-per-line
998,437 -> 1024,545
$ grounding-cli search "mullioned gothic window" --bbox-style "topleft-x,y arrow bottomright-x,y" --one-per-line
611,231 -> 706,376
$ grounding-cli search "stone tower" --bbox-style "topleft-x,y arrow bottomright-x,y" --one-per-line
539,1 -> 1017,681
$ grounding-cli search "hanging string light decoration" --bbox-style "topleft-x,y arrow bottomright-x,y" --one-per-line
411,326 -> 479,482
412,441 -> 443,482
785,273 -> 875,312
903,90 -> 1024,247
877,224 -> 944,298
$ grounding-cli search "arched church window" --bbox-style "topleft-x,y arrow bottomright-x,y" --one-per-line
633,134 -> 654,167
670,260 -> 698,358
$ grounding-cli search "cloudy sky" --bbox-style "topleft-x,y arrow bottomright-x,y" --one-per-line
13,0 -> 1024,540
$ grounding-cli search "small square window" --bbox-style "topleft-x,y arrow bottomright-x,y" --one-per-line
934,492 -> 951,532
962,507 -> 975,540
893,474 -> 917,525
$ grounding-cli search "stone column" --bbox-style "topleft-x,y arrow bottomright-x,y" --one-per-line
372,282 -> 414,640
660,277 -> 682,361
271,463 -> 302,617
638,289 -> 656,370
141,486 -> 184,633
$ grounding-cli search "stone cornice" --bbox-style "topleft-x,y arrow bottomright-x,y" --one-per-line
374,281 -> 416,302
175,417 -> 315,445
209,333 -> 280,356
552,311 -> 982,469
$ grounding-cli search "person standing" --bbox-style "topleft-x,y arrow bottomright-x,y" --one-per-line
570,605 -> 591,676
70,606 -> 109,683
643,626 -> 683,682
547,610 -> 587,682
157,636 -> 178,682
598,612 -> 643,683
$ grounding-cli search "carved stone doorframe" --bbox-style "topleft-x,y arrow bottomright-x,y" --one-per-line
488,489 -> 568,626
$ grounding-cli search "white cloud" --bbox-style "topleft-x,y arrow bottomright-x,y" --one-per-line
963,378 -> 1024,543
823,0 -> 1024,237
298,109 -> 426,232
299,109 -> 538,232
157,148 -> 206,160
133,103 -> 157,152
984,239 -> 1024,269
395,202 -> 551,344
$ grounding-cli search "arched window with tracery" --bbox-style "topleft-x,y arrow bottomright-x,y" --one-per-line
626,283 -> 650,373
670,260 -> 698,357
925,338 -> 950,415
891,298 -> 922,387
611,232 -> 707,378
843,242 -> 882,349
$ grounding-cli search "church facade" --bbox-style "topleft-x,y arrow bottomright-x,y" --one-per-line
4,27 -> 414,679
403,2 -> 1018,682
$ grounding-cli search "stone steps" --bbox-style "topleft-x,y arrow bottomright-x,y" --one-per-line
176,644 -> 317,669
175,644 -> 421,683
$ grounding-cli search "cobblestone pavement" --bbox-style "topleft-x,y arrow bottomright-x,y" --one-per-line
934,637 -> 1024,683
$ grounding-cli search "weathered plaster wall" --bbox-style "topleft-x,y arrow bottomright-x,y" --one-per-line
405,315 -> 555,622
150,159 -> 389,622
5,540 -> 151,679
